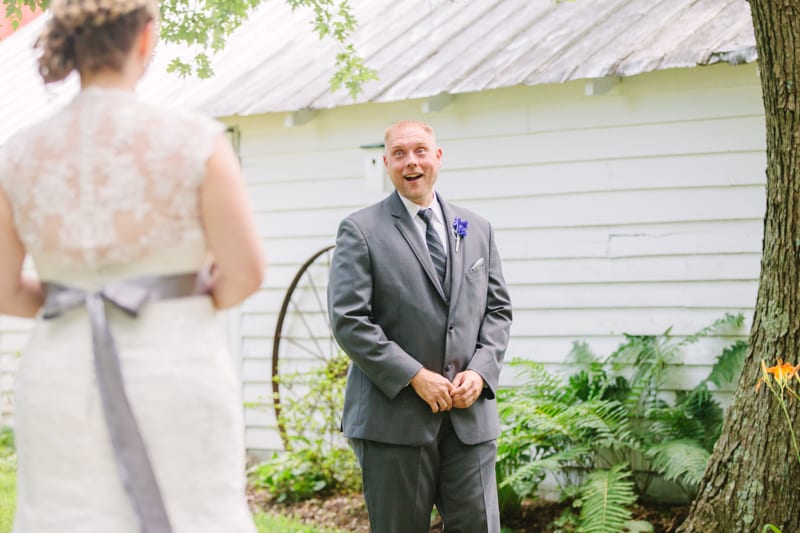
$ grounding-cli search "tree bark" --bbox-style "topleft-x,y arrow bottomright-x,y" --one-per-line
678,1 -> 800,532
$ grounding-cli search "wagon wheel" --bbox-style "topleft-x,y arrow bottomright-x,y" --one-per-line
271,245 -> 346,450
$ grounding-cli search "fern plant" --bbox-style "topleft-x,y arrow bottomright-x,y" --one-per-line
497,313 -> 747,531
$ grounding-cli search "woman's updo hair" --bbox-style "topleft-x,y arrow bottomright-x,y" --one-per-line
35,0 -> 158,83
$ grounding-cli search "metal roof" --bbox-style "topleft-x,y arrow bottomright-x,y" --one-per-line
0,0 -> 756,143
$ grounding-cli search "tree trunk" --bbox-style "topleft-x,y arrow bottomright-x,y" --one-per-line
678,2 -> 800,532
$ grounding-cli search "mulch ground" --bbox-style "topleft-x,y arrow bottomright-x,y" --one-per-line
248,488 -> 690,532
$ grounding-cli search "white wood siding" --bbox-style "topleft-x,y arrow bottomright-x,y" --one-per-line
0,63 -> 765,450
230,62 -> 764,452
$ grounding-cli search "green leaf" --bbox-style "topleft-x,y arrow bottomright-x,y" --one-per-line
166,57 -> 193,78
681,312 -> 744,346
575,464 -> 636,533
705,340 -> 747,389
647,439 -> 710,494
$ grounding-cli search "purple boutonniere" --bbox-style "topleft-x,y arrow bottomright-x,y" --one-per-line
452,217 -> 468,252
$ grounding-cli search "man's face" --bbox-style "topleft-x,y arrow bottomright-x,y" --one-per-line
384,123 -> 442,206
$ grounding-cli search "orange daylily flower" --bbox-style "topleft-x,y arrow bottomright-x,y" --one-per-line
758,359 -> 800,391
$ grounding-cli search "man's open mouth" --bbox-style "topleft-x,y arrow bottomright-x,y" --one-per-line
404,174 -> 422,182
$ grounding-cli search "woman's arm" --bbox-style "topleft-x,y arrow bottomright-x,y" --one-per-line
200,134 -> 266,309
0,187 -> 42,318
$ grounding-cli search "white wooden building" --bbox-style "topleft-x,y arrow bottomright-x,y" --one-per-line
0,0 -> 764,454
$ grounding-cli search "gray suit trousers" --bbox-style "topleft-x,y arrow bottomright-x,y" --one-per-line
351,414 -> 500,533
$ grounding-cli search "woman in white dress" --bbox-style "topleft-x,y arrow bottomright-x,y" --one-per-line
0,0 -> 265,531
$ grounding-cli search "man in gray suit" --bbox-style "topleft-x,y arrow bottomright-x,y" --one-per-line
328,120 -> 512,533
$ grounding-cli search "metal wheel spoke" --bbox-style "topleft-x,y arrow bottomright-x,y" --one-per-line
287,296 -> 326,361
271,245 -> 337,450
304,263 -> 334,337
282,335 -> 329,361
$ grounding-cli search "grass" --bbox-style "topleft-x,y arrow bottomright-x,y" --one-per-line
0,466 -> 344,533
0,467 -> 15,533
253,512 -> 348,532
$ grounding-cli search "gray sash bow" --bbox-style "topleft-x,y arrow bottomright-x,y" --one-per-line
42,273 -> 209,533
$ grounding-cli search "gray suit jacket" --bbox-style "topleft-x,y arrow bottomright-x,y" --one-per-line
328,191 -> 512,446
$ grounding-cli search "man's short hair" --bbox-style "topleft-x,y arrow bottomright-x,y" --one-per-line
383,120 -> 437,151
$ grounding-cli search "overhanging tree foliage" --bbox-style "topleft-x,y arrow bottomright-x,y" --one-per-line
678,1 -> 800,531
2,0 -> 376,98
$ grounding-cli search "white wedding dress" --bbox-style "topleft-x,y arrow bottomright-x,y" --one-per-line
0,87 -> 257,532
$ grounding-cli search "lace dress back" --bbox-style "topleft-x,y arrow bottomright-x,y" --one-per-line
0,88 -> 257,533
0,87 -> 223,288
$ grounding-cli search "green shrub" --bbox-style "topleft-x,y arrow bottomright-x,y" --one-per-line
0,428 -> 15,474
251,353 -> 361,502
497,313 -> 747,533
251,445 -> 360,503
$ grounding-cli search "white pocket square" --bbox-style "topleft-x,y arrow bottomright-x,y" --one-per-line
469,257 -> 485,272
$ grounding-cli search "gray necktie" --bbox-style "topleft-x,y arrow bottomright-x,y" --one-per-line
418,208 -> 447,286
